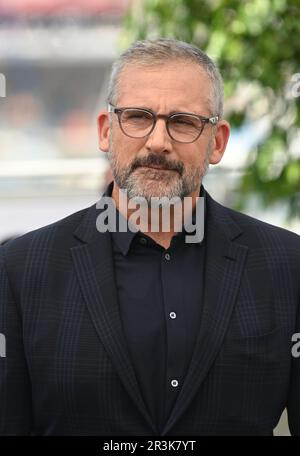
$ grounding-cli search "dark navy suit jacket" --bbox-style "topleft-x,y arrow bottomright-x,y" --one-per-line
0,187 -> 299,435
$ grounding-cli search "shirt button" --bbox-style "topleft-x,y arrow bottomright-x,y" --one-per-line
170,312 -> 176,319
171,379 -> 179,388
139,237 -> 147,245
164,252 -> 171,261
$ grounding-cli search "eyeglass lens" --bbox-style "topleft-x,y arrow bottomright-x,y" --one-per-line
119,109 -> 204,142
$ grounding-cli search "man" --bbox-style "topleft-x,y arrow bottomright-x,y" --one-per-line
0,39 -> 299,436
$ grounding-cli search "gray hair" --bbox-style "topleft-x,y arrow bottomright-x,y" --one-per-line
107,38 -> 224,117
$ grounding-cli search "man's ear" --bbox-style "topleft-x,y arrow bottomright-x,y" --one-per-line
97,109 -> 110,152
209,119 -> 231,165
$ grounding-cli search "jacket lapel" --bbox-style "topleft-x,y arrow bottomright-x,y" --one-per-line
161,192 -> 249,435
70,203 -> 157,434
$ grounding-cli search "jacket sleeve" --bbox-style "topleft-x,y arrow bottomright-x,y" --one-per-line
0,246 -> 32,435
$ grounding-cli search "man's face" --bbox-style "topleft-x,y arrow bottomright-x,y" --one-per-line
98,61 -> 230,202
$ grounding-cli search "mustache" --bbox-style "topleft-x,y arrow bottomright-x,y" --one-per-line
129,154 -> 184,176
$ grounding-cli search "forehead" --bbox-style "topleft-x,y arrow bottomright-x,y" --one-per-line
116,62 -> 212,113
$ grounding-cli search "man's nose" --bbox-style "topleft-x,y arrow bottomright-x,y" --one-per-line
145,118 -> 172,152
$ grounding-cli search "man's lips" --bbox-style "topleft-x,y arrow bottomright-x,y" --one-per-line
137,165 -> 176,171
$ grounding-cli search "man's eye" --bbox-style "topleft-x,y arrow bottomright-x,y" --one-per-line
172,117 -> 196,126
125,112 -> 151,121
175,119 -> 191,125
130,114 -> 146,119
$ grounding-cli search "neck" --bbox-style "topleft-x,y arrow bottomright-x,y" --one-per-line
111,182 -> 201,249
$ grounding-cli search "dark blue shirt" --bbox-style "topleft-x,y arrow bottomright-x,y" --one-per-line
105,182 -> 206,433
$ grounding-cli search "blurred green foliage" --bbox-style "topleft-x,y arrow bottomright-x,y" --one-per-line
121,0 -> 300,219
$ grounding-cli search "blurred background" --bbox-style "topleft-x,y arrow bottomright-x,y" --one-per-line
0,0 -> 299,435
0,0 -> 126,243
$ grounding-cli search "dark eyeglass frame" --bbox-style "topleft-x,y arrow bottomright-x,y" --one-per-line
108,103 -> 219,144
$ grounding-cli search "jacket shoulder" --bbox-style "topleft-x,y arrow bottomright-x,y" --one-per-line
227,206 -> 299,243
0,205 -> 92,260
205,190 -> 300,249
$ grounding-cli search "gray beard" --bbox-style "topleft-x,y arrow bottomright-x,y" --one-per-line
107,137 -> 212,203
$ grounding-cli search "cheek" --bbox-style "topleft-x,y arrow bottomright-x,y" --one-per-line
179,142 -> 210,167
176,146 -> 202,168
111,133 -> 146,162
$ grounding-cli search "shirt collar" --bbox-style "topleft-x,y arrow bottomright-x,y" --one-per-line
103,181 -> 206,256
102,182 -> 136,256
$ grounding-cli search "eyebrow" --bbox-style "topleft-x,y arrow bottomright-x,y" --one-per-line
119,105 -> 201,116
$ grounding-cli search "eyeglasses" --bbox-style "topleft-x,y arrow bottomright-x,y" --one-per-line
108,103 -> 219,144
